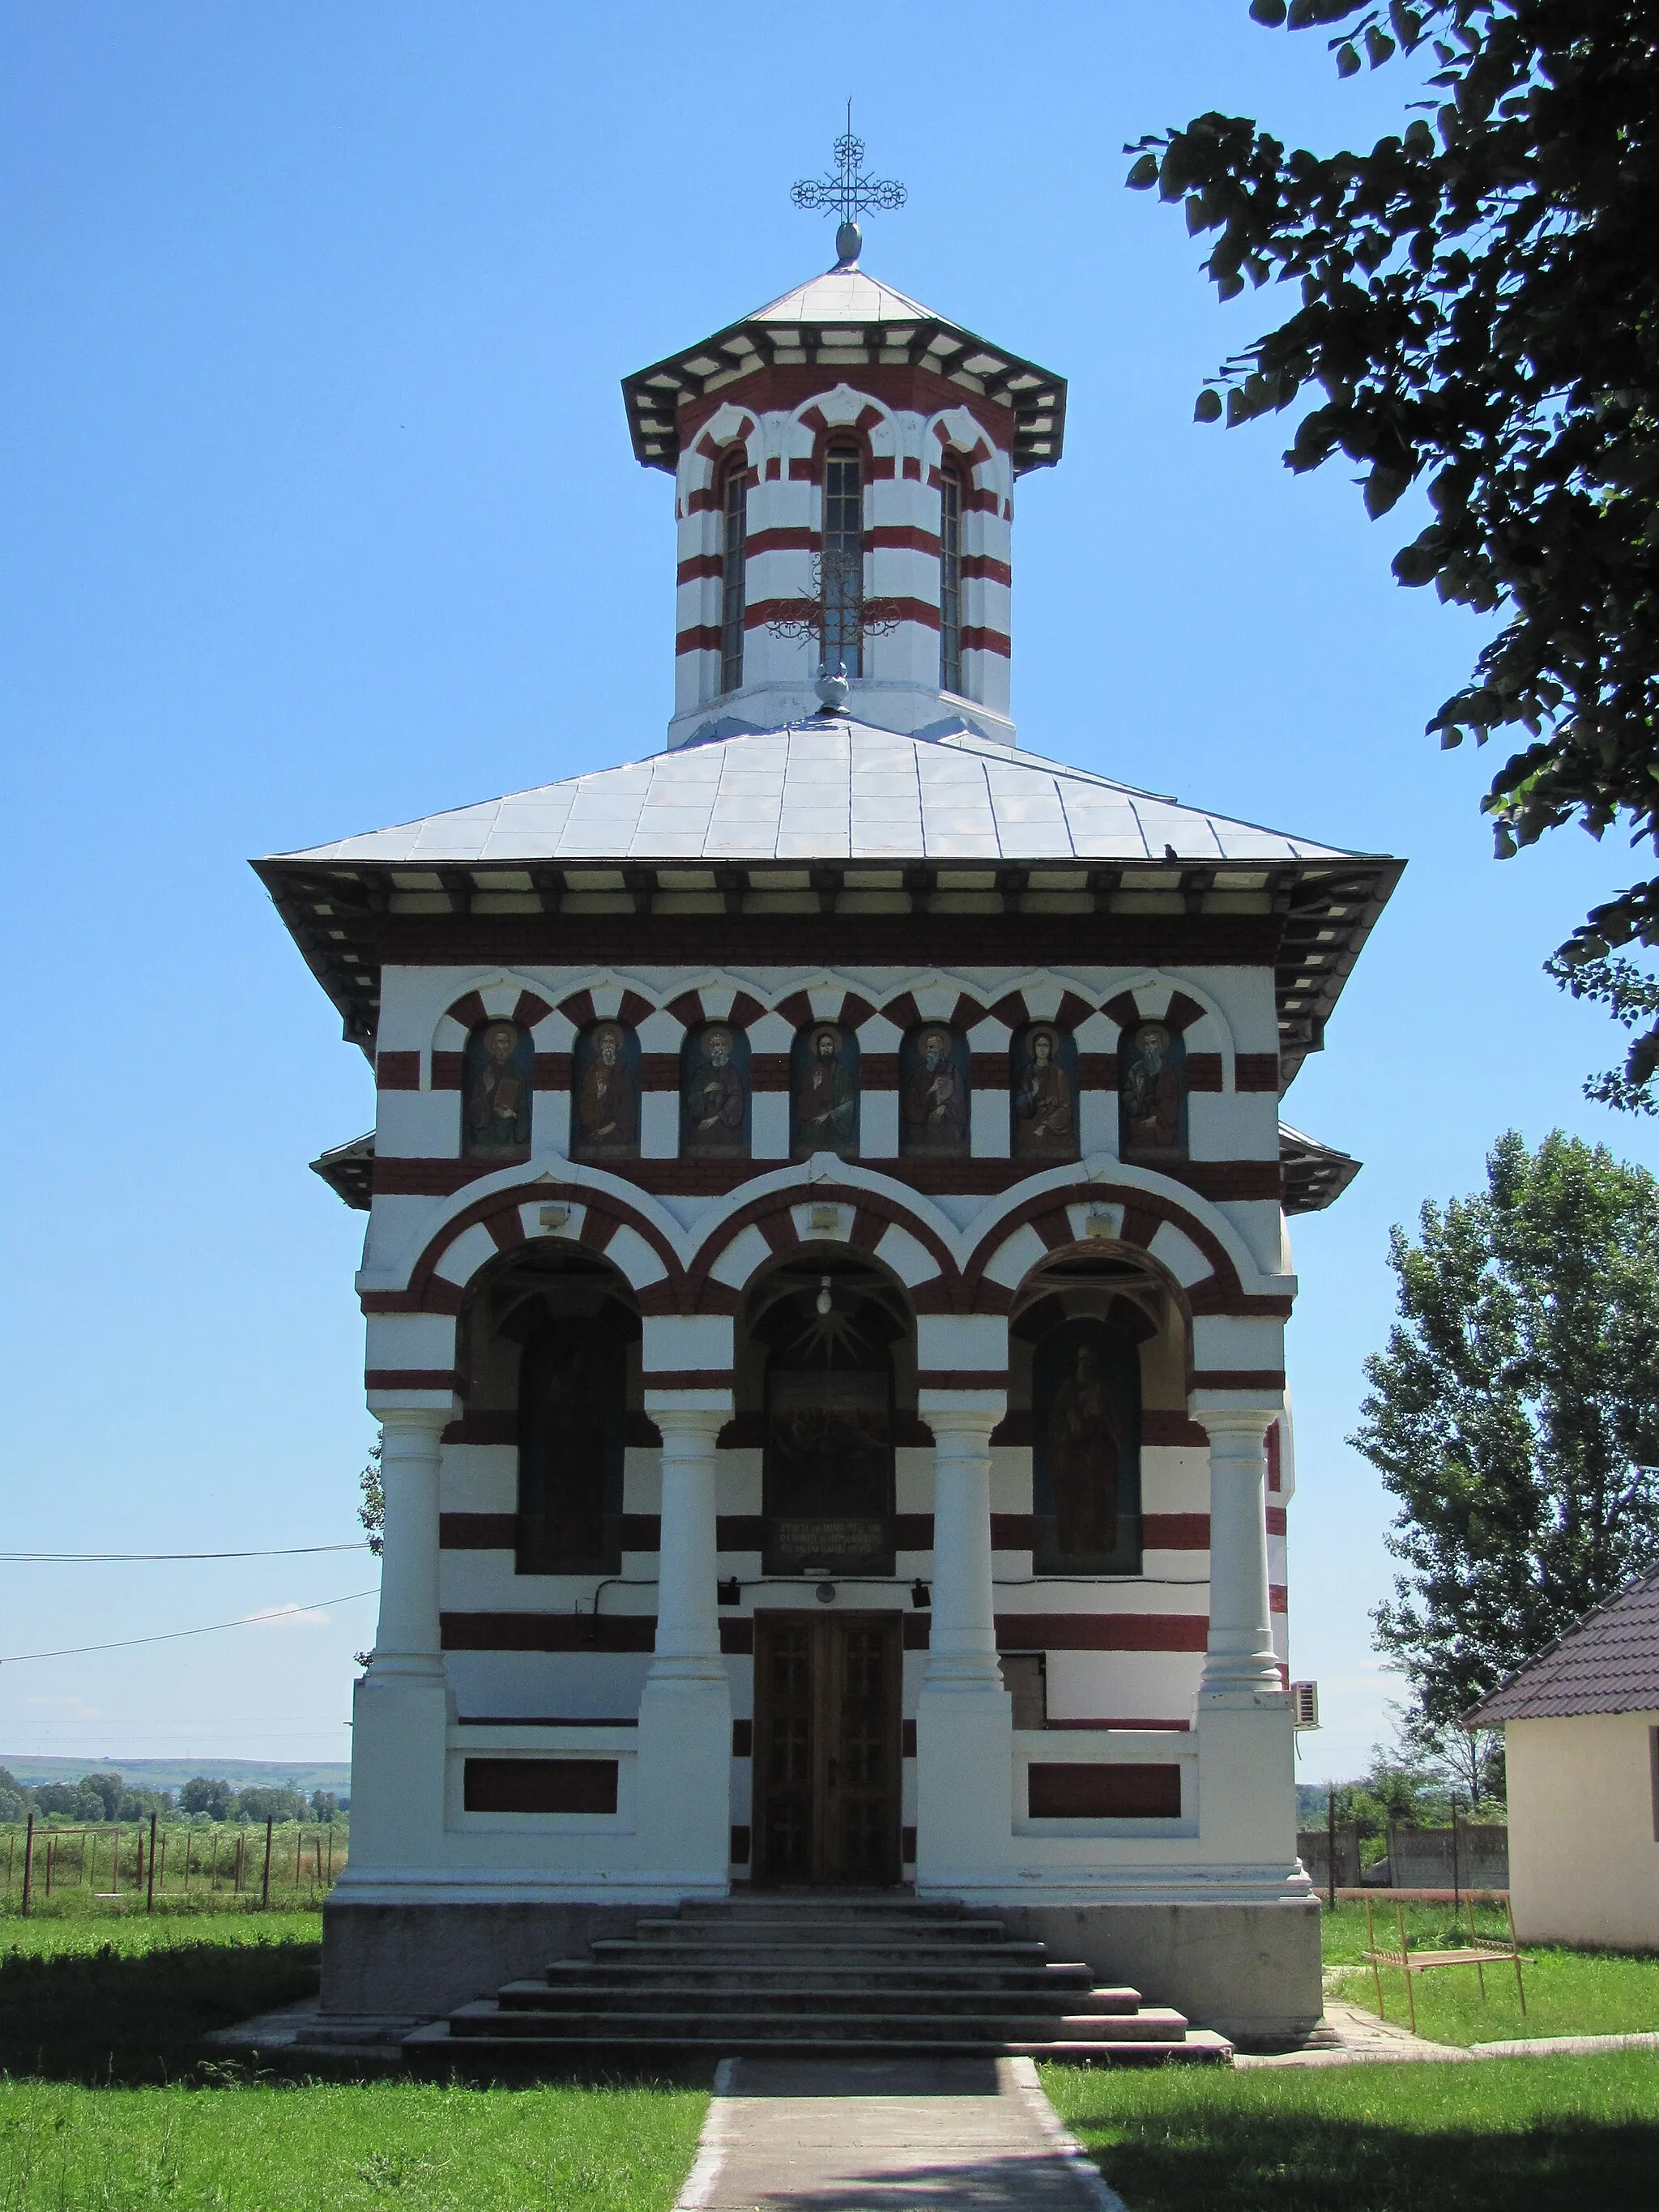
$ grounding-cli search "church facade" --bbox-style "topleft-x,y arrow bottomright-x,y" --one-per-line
262,219 -> 1399,2038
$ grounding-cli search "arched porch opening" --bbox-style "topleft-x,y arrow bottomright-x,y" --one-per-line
735,1242 -> 918,1580
455,1240 -> 642,1578
1008,1244 -> 1188,1579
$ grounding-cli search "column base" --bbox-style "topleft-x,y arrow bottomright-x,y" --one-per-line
1195,1686 -> 1299,1869
347,1669 -> 449,1868
636,1673 -> 732,1888
915,1683 -> 1013,1882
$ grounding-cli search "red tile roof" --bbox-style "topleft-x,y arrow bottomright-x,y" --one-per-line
1469,1563 -> 1659,1722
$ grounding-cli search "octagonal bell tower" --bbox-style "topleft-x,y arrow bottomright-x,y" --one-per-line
622,149 -> 1066,752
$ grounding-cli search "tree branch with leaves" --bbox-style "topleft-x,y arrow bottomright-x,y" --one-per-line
1129,0 -> 1659,1099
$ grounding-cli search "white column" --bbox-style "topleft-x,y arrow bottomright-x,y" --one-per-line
923,1409 -> 1004,1694
346,1400 -> 452,1880
637,1396 -> 732,1891
1190,1400 -> 1300,1889
1198,1409 -> 1282,1697
371,1408 -> 447,1680
915,1394 -> 1013,1886
645,1408 -> 727,1686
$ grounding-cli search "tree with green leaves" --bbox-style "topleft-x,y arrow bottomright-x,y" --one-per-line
359,1434 -> 384,1556
1354,1130 -> 1659,1738
1128,2 -> 1659,1101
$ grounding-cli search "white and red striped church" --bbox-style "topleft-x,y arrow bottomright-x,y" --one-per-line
261,168 -> 1399,2043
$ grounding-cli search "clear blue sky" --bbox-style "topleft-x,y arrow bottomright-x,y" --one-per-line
4,1 -> 1652,1781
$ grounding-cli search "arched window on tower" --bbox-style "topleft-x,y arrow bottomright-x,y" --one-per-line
720,456 -> 748,694
939,459 -> 963,695
822,443 -> 864,677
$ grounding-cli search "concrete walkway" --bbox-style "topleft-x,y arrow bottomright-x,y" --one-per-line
675,2053 -> 1124,2212
1234,1999 -> 1473,2069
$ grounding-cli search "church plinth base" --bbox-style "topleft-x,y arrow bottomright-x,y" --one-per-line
321,1900 -> 643,2021
990,1899 -> 1322,2043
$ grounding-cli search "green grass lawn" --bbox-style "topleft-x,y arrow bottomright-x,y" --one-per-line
1043,2054 -> 1659,2212
0,1912 -> 708,2210
0,1911 -> 326,2085
1319,1899 -> 1659,2045
0,2078 -> 709,2211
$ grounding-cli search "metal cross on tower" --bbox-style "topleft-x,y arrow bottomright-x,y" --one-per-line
791,103 -> 906,268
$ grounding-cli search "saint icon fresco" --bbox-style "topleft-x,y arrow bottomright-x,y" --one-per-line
900,1025 -> 969,1156
462,1020 -> 532,1156
791,1024 -> 859,1157
1120,1021 -> 1186,1160
572,1021 -> 640,1157
1047,1339 -> 1121,1557
1031,1317 -> 1141,1575
1011,1024 -> 1077,1158
682,1023 -> 750,1155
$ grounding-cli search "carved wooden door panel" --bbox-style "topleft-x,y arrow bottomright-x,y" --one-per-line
753,1613 -> 902,1887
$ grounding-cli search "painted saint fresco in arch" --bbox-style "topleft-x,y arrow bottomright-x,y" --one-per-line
682,1022 -> 751,1156
899,1025 -> 970,1157
571,1021 -> 640,1158
1010,1023 -> 1078,1160
1119,1020 -> 1187,1161
1031,1315 -> 1142,1576
462,1020 -> 532,1156
791,1023 -> 859,1157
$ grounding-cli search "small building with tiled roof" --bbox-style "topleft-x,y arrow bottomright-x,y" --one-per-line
260,181 -> 1403,2044
1469,1565 -> 1659,1949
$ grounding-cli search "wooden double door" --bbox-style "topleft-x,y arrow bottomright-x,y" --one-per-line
752,1613 -> 903,1887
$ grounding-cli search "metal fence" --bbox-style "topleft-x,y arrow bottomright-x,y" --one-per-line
2,1813 -> 348,1913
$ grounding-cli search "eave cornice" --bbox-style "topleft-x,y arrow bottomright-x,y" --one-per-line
251,851 -> 1403,1077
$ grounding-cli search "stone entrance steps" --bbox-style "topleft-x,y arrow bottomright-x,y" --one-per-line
403,1894 -> 1232,2068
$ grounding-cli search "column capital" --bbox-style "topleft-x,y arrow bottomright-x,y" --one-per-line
919,1393 -> 1007,1433
373,1402 -> 453,1438
644,1391 -> 733,1427
1192,1403 -> 1280,1442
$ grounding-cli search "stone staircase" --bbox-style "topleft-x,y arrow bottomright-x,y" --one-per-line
403,1894 -> 1232,2066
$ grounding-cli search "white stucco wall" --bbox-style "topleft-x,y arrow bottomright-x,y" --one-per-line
1505,1711 -> 1659,1950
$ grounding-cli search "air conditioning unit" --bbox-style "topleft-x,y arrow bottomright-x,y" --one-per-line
1290,1681 -> 1320,1731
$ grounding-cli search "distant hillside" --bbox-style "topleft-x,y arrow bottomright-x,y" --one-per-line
1,1755 -> 351,1794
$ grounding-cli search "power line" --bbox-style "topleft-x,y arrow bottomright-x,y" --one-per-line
0,1588 -> 380,1667
0,1543 -> 370,1563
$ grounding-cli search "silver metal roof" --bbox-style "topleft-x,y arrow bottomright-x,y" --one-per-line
745,267 -> 940,326
276,722 -> 1358,868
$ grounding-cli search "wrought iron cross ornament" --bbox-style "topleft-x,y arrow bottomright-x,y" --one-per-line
765,556 -> 904,663
791,103 -> 906,266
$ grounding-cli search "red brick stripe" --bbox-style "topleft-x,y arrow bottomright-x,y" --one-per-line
376,1052 -> 420,1091
437,1609 -> 1211,1656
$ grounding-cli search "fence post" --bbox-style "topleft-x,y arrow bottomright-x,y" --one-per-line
146,1813 -> 157,1912
19,1814 -> 34,1918
260,1818 -> 273,1909
1451,1805 -> 1461,1909
294,1825 -> 302,1890
6,1833 -> 13,1892
1326,1788 -> 1337,1911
